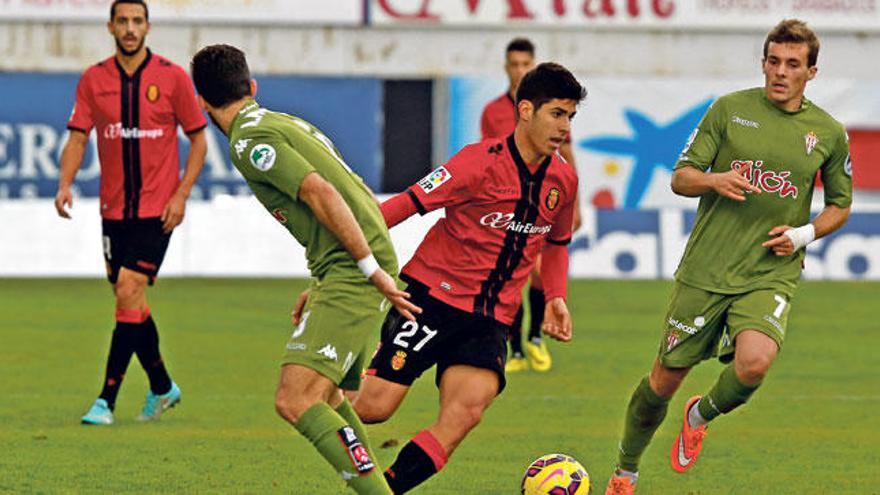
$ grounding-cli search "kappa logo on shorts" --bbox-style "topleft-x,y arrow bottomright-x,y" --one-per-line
317,344 -> 338,361
417,166 -> 451,194
391,350 -> 407,371
337,426 -> 375,474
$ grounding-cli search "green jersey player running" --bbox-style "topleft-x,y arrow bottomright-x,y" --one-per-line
190,44 -> 420,494
605,19 -> 852,495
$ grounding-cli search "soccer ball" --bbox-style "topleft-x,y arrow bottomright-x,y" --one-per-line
521,453 -> 591,495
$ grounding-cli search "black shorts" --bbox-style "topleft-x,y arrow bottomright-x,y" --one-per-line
101,218 -> 171,285
367,279 -> 510,394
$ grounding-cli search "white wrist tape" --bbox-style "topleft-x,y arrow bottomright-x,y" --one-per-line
783,224 -> 816,251
357,254 -> 380,279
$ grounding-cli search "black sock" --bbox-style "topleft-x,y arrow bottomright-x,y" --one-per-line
509,305 -> 525,356
527,287 -> 545,341
385,432 -> 446,494
98,322 -> 137,410
134,315 -> 172,395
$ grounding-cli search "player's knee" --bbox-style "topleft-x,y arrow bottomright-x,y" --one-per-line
444,403 -> 485,433
736,353 -> 773,384
274,391 -> 312,423
352,397 -> 393,424
114,277 -> 144,305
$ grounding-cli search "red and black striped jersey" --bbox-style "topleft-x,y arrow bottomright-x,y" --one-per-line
67,49 -> 206,220
480,93 -> 517,140
398,135 -> 577,326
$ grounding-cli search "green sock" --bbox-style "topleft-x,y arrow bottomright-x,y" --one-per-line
294,402 -> 391,495
335,397 -> 378,463
618,376 -> 670,472
698,365 -> 760,422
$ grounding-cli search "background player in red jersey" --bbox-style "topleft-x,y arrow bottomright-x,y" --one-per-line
54,0 -> 207,425
480,38 -> 582,373
348,63 -> 586,494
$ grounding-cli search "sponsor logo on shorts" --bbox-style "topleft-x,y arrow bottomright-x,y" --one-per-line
391,350 -> 407,371
337,426 -> 375,474
286,343 -> 306,351
317,344 -> 338,361
249,144 -> 276,171
417,166 -> 451,194
667,317 -> 699,335
763,315 -> 785,335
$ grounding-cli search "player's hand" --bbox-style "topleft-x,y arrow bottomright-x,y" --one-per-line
54,187 -> 73,219
291,288 -> 311,326
762,225 -> 796,256
369,268 -> 422,322
542,297 -> 572,342
711,163 -> 761,201
161,191 -> 187,233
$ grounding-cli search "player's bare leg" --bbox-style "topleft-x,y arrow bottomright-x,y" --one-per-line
354,374 -> 411,424
383,365 -> 498,494
607,359 -> 690,492
276,364 -> 391,494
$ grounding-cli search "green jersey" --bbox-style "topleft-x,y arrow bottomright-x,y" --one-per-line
675,87 -> 852,294
227,100 -> 397,279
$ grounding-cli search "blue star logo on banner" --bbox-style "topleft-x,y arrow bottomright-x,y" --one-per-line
579,98 -> 714,209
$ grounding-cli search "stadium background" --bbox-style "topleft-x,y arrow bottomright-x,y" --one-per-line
2,2 -> 880,494
1,0 -> 879,280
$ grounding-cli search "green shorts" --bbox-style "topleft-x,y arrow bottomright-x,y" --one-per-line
282,276 -> 389,390
658,282 -> 793,368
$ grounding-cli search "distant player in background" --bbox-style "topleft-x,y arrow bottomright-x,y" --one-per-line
191,44 -> 420,494
350,63 -> 585,494
480,38 -> 581,373
605,19 -> 852,495
55,0 -> 207,425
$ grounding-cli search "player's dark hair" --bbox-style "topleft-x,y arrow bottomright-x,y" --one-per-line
506,37 -> 535,56
516,62 -> 586,110
110,0 -> 149,21
764,19 -> 820,67
191,44 -> 252,108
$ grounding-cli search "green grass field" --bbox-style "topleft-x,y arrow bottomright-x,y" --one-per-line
1,278 -> 878,494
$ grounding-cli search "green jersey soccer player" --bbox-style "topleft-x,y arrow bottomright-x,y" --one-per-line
191,45 -> 420,495
606,19 -> 853,494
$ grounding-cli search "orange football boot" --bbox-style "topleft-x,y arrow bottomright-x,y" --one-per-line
605,473 -> 636,495
670,395 -> 708,473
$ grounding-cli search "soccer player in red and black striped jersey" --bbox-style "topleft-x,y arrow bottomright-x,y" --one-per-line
54,0 -> 207,426
480,38 -> 582,373
353,63 -> 586,494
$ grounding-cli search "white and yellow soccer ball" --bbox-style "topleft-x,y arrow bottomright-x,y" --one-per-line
521,453 -> 591,495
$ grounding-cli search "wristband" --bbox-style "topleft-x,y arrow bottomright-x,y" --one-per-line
357,254 -> 380,279
783,224 -> 815,251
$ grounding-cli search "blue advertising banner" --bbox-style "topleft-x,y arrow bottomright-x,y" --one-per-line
0,72 -> 382,199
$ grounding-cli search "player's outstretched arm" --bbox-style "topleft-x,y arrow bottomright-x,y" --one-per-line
162,129 -> 207,233
761,205 -> 851,256
299,172 -> 422,321
672,164 -> 761,201
54,130 -> 89,219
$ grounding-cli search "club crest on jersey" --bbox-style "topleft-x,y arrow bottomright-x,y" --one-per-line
545,188 -> 560,211
804,131 -> 818,155
249,144 -> 276,171
146,84 -> 160,102
391,351 -> 407,371
417,166 -> 451,194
